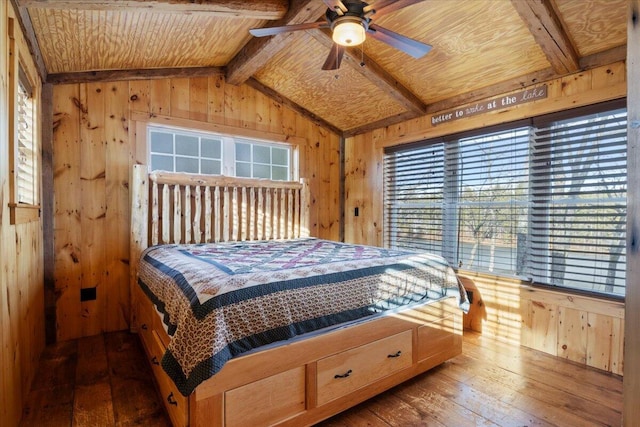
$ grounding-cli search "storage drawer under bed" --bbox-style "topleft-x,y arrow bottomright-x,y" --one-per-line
135,290 -> 462,427
136,289 -> 188,427
316,329 -> 413,406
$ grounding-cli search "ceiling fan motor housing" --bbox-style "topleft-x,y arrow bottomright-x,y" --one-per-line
326,1 -> 371,28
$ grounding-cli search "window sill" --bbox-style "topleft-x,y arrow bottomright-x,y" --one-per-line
456,268 -> 625,303
9,203 -> 40,225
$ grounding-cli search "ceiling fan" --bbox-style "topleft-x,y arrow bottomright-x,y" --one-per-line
249,0 -> 432,70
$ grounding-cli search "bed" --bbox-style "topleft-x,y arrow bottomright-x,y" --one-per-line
129,165 -> 466,427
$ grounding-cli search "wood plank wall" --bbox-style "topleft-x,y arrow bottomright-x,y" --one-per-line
344,62 -> 627,375
459,272 -> 624,375
52,77 -> 341,342
0,2 -> 45,426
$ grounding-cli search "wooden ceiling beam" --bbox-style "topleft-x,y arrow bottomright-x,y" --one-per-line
246,77 -> 343,137
16,0 -> 288,19
579,44 -> 627,70
343,111 -> 417,138
309,29 -> 428,115
225,0 -> 328,86
510,0 -> 580,75
46,66 -> 224,85
345,41 -> 625,137
426,67 -> 557,114
10,0 -> 47,81
344,68 -> 558,137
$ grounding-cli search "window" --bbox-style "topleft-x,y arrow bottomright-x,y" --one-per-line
15,71 -> 37,204
529,108 -> 627,295
450,127 -> 531,276
150,128 -> 222,175
9,14 -> 40,224
385,102 -> 627,297
9,63 -> 39,224
148,126 -> 292,180
235,140 -> 290,180
385,143 -> 445,255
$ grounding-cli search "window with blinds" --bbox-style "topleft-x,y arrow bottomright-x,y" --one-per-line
8,27 -> 40,224
384,102 -> 627,297
385,143 -> 445,255
452,128 -> 531,276
16,76 -> 37,205
530,108 -> 627,296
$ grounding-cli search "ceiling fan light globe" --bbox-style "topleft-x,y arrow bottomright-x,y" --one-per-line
332,20 -> 366,46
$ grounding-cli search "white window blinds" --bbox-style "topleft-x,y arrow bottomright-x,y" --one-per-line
16,77 -> 37,205
530,108 -> 627,296
384,102 -> 626,297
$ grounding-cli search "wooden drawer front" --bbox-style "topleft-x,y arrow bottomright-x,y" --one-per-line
137,289 -> 170,349
225,366 -> 306,427
316,330 -> 412,406
150,331 -> 188,427
137,290 -> 187,426
137,294 -> 157,356
417,314 -> 459,361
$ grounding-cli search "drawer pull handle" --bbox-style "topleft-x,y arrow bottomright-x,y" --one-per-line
387,350 -> 402,358
141,323 -> 148,330
167,392 -> 178,406
151,356 -> 159,365
334,369 -> 352,379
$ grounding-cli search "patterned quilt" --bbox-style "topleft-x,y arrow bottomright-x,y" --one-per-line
137,238 -> 467,396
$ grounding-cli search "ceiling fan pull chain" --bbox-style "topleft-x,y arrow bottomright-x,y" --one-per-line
360,43 -> 365,67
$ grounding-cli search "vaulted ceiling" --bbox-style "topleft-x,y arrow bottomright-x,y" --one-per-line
13,0 -> 628,137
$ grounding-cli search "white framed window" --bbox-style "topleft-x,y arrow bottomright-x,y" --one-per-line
148,126 -> 293,180
235,139 -> 290,180
149,127 -> 223,175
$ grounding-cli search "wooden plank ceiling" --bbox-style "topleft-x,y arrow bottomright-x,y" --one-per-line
14,0 -> 628,136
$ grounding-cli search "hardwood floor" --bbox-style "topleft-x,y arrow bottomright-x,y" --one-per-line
20,332 -> 170,427
20,331 -> 622,427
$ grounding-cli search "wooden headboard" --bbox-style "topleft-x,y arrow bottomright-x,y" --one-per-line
129,164 -> 310,328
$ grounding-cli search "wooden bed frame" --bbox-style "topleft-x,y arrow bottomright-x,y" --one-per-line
129,164 -> 463,427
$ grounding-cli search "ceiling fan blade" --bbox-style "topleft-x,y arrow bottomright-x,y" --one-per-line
249,21 -> 327,37
321,44 -> 345,70
367,24 -> 432,58
364,0 -> 425,17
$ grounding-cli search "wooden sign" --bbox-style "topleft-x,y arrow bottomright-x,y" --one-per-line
431,84 -> 548,126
